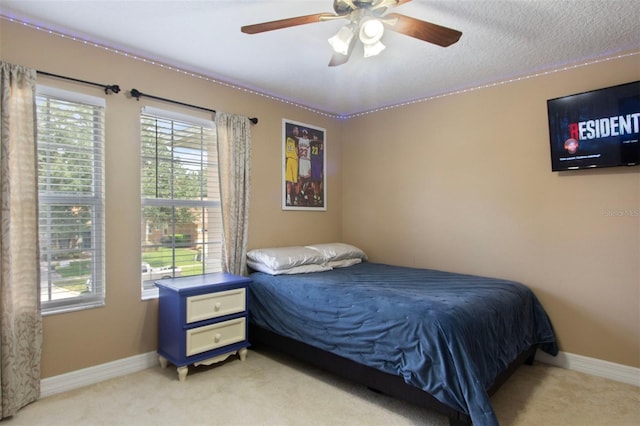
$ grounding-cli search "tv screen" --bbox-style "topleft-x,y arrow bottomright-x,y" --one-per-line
547,81 -> 639,171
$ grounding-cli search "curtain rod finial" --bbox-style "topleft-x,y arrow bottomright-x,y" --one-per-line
105,85 -> 120,95
129,88 -> 141,101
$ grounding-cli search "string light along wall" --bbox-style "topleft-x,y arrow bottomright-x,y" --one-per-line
2,15 -> 638,120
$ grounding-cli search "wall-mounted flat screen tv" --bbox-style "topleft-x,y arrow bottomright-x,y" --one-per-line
547,81 -> 639,171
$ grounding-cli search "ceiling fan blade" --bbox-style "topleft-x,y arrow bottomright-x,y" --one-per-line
328,52 -> 349,67
385,13 -> 462,47
241,13 -> 338,34
328,36 -> 357,67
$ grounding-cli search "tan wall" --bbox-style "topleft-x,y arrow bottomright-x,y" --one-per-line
342,54 -> 640,367
1,20 -> 342,378
2,18 -> 638,377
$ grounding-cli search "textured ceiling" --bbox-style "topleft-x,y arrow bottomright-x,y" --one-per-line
1,0 -> 639,117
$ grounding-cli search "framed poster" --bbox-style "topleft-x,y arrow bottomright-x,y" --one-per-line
282,119 -> 326,211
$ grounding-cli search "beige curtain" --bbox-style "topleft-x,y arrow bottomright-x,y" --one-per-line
215,112 -> 252,276
0,62 -> 42,419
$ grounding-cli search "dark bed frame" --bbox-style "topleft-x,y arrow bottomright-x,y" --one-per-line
249,323 -> 537,426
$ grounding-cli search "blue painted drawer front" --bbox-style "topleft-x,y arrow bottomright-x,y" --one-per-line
156,273 -> 251,367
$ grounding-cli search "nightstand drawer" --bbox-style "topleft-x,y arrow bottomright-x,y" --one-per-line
185,317 -> 246,357
186,288 -> 246,323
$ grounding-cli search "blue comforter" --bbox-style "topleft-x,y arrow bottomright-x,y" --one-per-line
249,262 -> 557,425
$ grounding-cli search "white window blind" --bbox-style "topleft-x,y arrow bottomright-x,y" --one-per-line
140,107 -> 222,298
37,86 -> 105,314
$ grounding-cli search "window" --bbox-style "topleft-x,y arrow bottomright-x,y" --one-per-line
37,86 -> 105,314
140,107 -> 222,298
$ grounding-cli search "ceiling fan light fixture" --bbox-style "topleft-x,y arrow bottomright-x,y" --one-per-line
328,25 -> 355,55
363,40 -> 386,57
359,18 -> 385,58
359,18 -> 384,44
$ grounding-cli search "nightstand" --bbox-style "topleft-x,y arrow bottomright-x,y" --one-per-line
155,273 -> 251,381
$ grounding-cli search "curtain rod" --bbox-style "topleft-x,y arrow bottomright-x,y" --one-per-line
37,70 -> 120,94
129,88 -> 258,125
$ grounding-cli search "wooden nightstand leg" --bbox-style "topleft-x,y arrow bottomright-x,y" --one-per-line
177,365 -> 188,382
239,347 -> 248,361
158,355 -> 168,369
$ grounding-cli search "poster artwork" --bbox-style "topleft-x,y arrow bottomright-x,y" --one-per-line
282,119 -> 326,211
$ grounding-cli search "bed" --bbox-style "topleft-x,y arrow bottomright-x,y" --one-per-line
246,244 -> 558,426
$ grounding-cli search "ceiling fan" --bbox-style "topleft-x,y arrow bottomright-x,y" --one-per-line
240,0 -> 462,66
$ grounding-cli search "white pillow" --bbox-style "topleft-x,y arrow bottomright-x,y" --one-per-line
305,243 -> 368,262
247,259 -> 332,275
327,258 -> 362,268
246,246 -> 326,271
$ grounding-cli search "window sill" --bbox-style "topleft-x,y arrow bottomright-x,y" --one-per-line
42,300 -> 105,316
141,287 -> 159,301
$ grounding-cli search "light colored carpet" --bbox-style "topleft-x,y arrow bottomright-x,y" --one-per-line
4,347 -> 639,425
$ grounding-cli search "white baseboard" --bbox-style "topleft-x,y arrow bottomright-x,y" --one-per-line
536,350 -> 640,387
40,351 -> 158,398
39,349 -> 637,399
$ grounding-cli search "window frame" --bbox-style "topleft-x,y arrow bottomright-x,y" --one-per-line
140,106 -> 222,300
37,85 -> 106,315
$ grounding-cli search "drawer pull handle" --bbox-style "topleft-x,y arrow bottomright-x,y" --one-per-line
214,302 -> 222,311
214,333 -> 222,343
